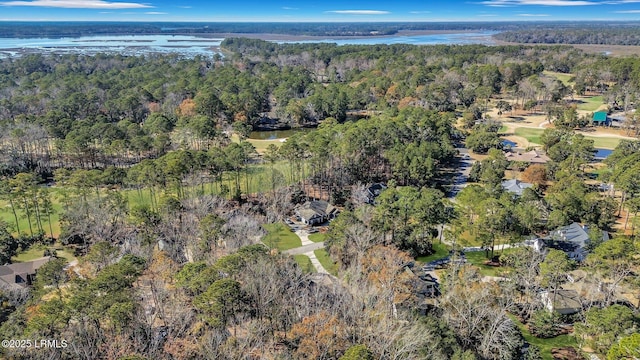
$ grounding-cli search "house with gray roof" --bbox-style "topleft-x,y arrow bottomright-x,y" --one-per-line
542,222 -> 609,262
0,257 -> 52,290
295,200 -> 338,226
504,149 -> 550,164
541,288 -> 582,315
365,183 -> 387,205
501,179 -> 533,196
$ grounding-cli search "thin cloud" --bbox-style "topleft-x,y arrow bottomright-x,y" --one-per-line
409,10 -> 431,13
177,5 -> 191,8
614,9 -> 640,11
145,11 -> 165,14
480,0 -> 598,6
282,6 -> 298,10
518,13 -> 551,15
0,0 -> 153,8
326,10 -> 390,15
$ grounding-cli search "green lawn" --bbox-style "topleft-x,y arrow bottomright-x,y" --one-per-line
308,232 -> 327,243
230,134 -> 284,154
12,243 -> 76,263
577,95 -> 605,112
416,242 -> 450,263
543,71 -> 574,87
514,127 -> 621,149
293,254 -> 315,273
314,248 -> 338,276
0,158 -> 303,239
456,230 -> 483,247
509,314 -> 579,360
514,128 -> 544,146
262,223 -> 302,251
583,136 -> 622,150
464,251 -> 506,277
0,187 -> 63,238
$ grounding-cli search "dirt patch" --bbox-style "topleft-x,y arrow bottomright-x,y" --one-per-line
551,347 -> 585,360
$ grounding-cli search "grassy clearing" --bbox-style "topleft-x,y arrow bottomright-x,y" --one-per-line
308,232 -> 327,243
514,127 -> 621,149
509,314 -> 579,360
0,159 -> 302,238
416,242 -> 450,263
314,248 -> 338,276
230,134 -> 284,154
293,254 -> 315,273
262,223 -> 302,251
583,136 -> 621,150
514,128 -> 544,145
0,206 -> 62,239
464,251 -> 505,277
543,71 -> 574,86
576,96 -> 605,112
0,186 -> 64,238
12,243 -> 76,263
457,230 -> 484,247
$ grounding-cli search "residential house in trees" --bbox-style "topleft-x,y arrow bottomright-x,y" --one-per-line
501,179 -> 533,196
541,288 -> 582,315
537,222 -> 609,262
592,111 -> 610,126
295,200 -> 338,226
0,257 -> 52,290
365,183 -> 387,205
503,149 -> 550,164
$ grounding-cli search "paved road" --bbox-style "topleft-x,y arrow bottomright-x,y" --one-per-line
448,152 -> 475,199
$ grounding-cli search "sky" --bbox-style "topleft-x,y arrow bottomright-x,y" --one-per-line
2,0 -> 640,22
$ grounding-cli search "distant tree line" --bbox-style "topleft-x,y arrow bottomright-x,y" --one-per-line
495,26 -> 640,45
0,21 -> 530,38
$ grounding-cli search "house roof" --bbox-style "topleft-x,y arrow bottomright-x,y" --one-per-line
0,257 -> 52,288
501,179 -> 533,196
296,200 -> 336,220
504,149 -> 550,163
593,111 -> 608,122
547,222 -> 590,247
545,289 -> 582,312
367,183 -> 387,197
543,222 -> 609,261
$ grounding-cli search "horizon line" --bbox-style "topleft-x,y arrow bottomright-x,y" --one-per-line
2,19 -> 640,23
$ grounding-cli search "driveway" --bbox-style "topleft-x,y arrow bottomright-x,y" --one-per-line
285,229 -> 329,274
285,242 -> 325,255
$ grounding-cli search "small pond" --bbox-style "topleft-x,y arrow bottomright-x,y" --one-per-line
502,139 -> 517,148
594,148 -> 613,159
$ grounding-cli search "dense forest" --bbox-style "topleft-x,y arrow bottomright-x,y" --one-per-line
0,37 -> 639,360
495,26 -> 640,45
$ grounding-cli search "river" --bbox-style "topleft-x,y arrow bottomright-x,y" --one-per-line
0,31 -> 497,58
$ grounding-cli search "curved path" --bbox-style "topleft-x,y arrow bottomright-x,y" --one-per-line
285,229 -> 329,274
